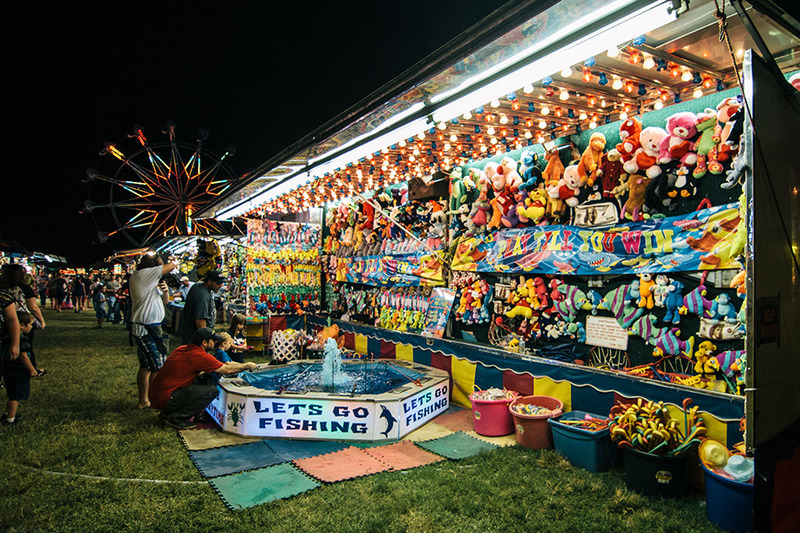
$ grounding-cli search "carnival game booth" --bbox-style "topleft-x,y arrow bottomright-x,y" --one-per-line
199,1 -> 800,529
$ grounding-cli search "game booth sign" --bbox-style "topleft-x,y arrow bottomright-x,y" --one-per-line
198,1 -> 800,529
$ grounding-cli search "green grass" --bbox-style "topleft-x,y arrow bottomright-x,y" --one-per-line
0,309 -> 722,532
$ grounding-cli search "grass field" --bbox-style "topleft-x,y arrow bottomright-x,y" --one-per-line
0,308 -> 722,532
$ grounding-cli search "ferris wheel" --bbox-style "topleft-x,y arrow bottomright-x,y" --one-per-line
82,122 -> 239,248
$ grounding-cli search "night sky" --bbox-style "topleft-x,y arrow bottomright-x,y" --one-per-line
2,0 -> 507,266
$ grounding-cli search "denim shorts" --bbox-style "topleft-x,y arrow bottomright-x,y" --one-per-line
134,324 -> 169,371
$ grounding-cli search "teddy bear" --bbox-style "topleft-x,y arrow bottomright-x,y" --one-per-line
499,156 -> 523,189
616,117 -> 642,164
516,187 -> 548,225
592,148 -> 625,199
548,164 -> 585,208
620,174 -> 652,221
693,108 -> 724,178
714,95 -> 743,163
653,275 -> 671,307
426,204 -> 447,250
578,132 -> 606,186
638,273 -> 656,309
658,111 -> 698,166
663,279 -> 684,325
623,126 -> 667,178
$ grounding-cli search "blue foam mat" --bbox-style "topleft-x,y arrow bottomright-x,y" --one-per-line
189,441 -> 284,478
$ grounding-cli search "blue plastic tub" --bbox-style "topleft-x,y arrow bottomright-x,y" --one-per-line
701,462 -> 753,532
548,410 -> 617,472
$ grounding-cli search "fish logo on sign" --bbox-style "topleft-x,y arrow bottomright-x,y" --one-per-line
379,405 -> 397,437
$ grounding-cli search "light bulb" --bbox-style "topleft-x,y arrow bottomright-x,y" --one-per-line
524,130 -> 532,139
490,99 -> 500,108
607,46 -> 620,58
559,89 -> 570,101
538,119 -> 547,129
612,77 -> 623,90
490,137 -> 498,145
462,111 -> 472,120
619,111 -> 628,121
398,140 -> 406,147
412,148 -> 420,156
693,87 -> 703,98
522,83 -> 534,94
681,70 -> 693,82
487,126 -> 496,135
590,121 -> 598,129
653,100 -> 664,110
499,115 -> 509,124
642,56 -> 655,69
437,122 -> 447,130
560,66 -> 573,77
579,111 -> 588,120
600,99 -> 607,107
443,142 -> 451,151
480,145 -> 487,152
417,132 -> 425,140
449,133 -> 457,142
381,147 -> 389,154
541,105 -> 550,115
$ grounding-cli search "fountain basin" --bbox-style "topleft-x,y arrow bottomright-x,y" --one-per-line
207,359 -> 450,441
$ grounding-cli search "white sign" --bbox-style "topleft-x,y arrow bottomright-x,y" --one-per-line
399,382 -> 449,433
585,315 -> 629,351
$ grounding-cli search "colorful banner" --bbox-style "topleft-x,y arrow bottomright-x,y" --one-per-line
421,288 -> 456,338
335,252 -> 445,286
451,203 -> 742,275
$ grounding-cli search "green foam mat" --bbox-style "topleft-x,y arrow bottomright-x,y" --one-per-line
189,441 -> 284,478
209,463 -> 320,510
415,431 -> 499,460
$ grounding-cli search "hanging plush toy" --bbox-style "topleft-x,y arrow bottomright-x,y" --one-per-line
548,164 -> 585,208
616,117 -> 642,164
623,126 -> 667,179
658,111 -> 698,167
542,148 -> 567,220
620,174 -> 652,221
578,132 -> 606,186
663,279 -> 684,325
693,108 -> 723,178
594,148 -> 625,199
196,239 -> 222,277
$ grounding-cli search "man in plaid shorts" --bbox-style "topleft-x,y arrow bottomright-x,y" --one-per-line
129,253 -> 177,409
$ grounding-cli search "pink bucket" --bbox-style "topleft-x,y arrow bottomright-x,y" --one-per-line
469,393 -> 516,436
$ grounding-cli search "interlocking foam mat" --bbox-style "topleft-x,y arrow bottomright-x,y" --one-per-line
466,430 -> 519,447
180,428 -> 265,451
209,463 -> 320,510
432,408 -> 477,433
362,440 -> 444,471
416,431 -> 500,460
401,422 -> 454,442
293,446 -> 393,483
265,439 -> 350,461
189,441 -> 284,478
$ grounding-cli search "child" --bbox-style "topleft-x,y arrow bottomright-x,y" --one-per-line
3,311 -> 45,426
200,333 -> 237,385
227,313 -> 250,363
92,282 -> 107,328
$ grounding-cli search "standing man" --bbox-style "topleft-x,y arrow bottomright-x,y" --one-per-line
105,275 -> 120,324
129,253 -> 177,409
178,270 -> 224,345
178,276 -> 194,301
149,327 -> 258,429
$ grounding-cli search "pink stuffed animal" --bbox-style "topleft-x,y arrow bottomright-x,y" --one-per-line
658,111 -> 698,166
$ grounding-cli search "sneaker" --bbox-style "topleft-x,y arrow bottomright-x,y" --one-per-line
1,414 -> 20,426
159,413 -> 196,430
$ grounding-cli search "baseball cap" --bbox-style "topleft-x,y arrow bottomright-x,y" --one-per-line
204,270 -> 225,284
192,327 -> 224,344
180,275 -> 189,282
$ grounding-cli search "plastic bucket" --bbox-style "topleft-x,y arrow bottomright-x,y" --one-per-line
509,395 -> 563,449
701,462 -> 753,532
622,447 -> 690,497
549,410 -> 617,472
469,394 -> 515,436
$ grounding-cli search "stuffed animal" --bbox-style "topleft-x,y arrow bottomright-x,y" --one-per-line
638,273 -> 656,309
470,177 -> 492,228
518,150 -> 541,189
681,283 -> 712,318
499,156 -> 523,190
650,328 -> 694,358
543,148 -> 567,220
663,279 -> 684,325
643,169 -> 676,215
709,293 -> 738,323
623,126 -> 667,178
729,191 -> 747,260
653,275 -> 671,308
593,148 -> 625,198
693,109 -> 723,178
666,165 -> 697,201
693,340 -> 718,381
548,164 -> 585,208
658,111 -> 698,166
487,162 -> 507,228
501,186 -> 525,228
531,276 -> 549,309
578,133 -> 606,186
715,95 -> 743,162
616,117 -> 642,164
621,174 -> 652,221
516,187 -> 548,225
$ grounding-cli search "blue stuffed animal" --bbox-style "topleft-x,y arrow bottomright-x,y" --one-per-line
663,279 -> 684,325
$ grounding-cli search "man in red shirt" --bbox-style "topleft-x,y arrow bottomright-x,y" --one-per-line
150,327 -> 258,429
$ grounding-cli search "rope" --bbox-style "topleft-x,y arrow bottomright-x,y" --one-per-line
6,462 -> 209,485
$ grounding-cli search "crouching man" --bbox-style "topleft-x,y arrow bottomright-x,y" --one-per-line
149,327 -> 258,429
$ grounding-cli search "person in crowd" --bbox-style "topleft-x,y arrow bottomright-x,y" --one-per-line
149,327 -> 258,429
227,313 -> 250,363
53,272 -> 67,312
71,275 -> 86,313
0,269 -> 21,377
46,275 -> 56,310
105,275 -> 120,324
117,273 -> 131,328
21,272 -> 46,369
130,253 -> 177,410
178,276 -> 194,301
37,273 -> 48,308
2,311 -> 42,426
178,271 -> 224,345
82,276 -> 92,309
92,281 -> 107,327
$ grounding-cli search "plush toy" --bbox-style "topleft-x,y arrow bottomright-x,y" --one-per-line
715,95 -> 743,162
653,275 -> 671,308
611,173 -> 629,202
693,109 -> 723,178
629,314 -> 666,342
499,156 -> 523,190
593,148 -> 625,199
578,132 -> 606,186
637,273 -> 656,309
516,187 -> 548,225
486,162 -> 507,228
542,148 -> 567,220
601,284 -> 643,328
427,203 -> 447,250
692,340 -> 718,381
650,328 -> 694,358
681,283 -> 712,318
666,165 -> 697,201
616,117 -> 642,164
643,169 -> 676,215
470,177 -> 492,228
518,150 -> 542,189
506,277 -> 535,320
554,284 -> 587,322
621,174 -> 652,221
501,186 -> 525,228
658,111 -> 698,166
709,293 -> 738,323
623,126 -> 667,178
663,279 -> 684,325
531,276 -> 549,310
729,191 -> 747,260
548,164 -> 585,208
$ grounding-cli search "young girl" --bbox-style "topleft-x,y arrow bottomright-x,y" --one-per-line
227,313 -> 250,363
2,311 -> 45,426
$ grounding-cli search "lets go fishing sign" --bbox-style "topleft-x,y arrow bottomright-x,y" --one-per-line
209,382 -> 449,441
451,203 -> 742,275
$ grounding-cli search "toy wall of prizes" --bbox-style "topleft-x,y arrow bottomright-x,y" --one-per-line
245,220 -> 321,316
222,241 -> 247,305
321,94 -> 747,396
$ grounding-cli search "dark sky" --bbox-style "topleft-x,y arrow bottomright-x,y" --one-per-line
2,0 -> 507,266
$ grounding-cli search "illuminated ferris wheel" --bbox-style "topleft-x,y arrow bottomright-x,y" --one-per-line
82,122 -> 239,248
